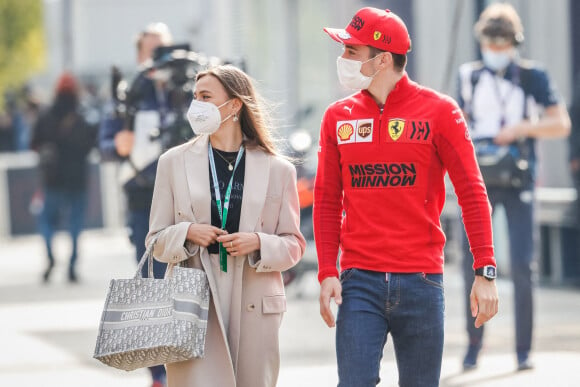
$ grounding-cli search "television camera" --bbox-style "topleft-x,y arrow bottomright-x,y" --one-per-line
110,43 -> 221,152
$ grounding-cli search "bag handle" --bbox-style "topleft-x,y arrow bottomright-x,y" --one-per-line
134,234 -> 188,279
135,234 -> 159,279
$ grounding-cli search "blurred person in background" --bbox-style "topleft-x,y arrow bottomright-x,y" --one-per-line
30,72 -> 97,283
314,7 -> 498,386
0,91 -> 30,152
98,22 -> 174,387
569,73 -> 580,235
457,3 -> 570,371
21,84 -> 43,146
0,106 -> 14,151
146,65 -> 305,387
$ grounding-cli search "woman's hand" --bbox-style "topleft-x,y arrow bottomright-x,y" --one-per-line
217,232 -> 260,257
187,224 -> 227,247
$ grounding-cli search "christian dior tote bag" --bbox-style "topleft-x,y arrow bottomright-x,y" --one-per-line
93,240 -> 210,371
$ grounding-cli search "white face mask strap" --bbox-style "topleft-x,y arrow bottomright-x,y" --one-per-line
368,51 -> 387,74
216,99 -> 234,124
217,99 -> 231,109
221,114 -> 233,123
362,52 -> 382,65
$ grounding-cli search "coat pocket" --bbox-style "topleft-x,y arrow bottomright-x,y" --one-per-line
262,294 -> 286,314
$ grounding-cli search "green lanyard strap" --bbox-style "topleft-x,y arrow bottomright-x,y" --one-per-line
208,142 -> 245,272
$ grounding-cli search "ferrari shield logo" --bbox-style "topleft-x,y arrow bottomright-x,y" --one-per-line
388,119 -> 405,141
373,31 -> 382,41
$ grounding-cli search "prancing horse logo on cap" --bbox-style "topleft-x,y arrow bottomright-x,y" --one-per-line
374,31 -> 382,41
388,119 -> 405,141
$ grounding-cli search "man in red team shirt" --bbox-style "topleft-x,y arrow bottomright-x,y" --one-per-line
314,7 -> 499,386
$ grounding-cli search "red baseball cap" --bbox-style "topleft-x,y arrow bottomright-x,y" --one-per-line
324,7 -> 411,54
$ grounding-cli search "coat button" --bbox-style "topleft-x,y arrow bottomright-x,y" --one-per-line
246,303 -> 255,312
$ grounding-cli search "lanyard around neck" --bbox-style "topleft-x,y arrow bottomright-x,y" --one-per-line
490,66 -> 519,127
208,141 -> 245,272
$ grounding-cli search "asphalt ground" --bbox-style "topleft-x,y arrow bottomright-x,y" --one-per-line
1,229 -> 579,386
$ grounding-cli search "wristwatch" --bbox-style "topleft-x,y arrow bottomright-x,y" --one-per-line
475,265 -> 496,281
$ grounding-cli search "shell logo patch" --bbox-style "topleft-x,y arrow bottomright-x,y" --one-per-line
373,31 -> 382,41
337,122 -> 355,142
388,119 -> 405,141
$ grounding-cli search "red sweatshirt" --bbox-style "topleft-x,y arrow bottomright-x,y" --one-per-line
314,74 -> 495,282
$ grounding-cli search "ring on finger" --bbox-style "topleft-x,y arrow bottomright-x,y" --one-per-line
230,241 -> 233,248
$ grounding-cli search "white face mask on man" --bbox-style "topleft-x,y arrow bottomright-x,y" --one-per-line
186,99 -> 232,135
336,55 -> 380,90
481,49 -> 514,72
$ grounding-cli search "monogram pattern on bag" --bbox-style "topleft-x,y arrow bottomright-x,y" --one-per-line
95,322 -> 207,370
94,266 -> 210,371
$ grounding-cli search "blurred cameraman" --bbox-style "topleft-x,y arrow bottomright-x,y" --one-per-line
98,22 -> 175,387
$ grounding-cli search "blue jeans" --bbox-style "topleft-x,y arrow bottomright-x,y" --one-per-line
461,187 -> 535,358
128,208 -> 167,279
38,188 -> 87,268
336,269 -> 445,387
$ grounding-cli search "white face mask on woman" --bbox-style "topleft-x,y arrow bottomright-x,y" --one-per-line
336,55 -> 380,90
186,99 -> 232,135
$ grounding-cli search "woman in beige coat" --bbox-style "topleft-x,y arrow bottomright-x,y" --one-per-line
146,65 -> 306,387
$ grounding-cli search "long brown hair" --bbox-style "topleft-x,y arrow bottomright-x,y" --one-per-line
196,65 -> 278,155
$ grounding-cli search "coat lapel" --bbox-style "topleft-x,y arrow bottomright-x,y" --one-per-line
240,148 -> 270,232
184,135 -> 211,224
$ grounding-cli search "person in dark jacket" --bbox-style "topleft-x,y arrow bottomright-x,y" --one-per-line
30,72 -> 97,283
98,22 -> 174,387
569,73 -> 580,230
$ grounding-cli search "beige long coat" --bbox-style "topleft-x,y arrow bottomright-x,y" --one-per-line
145,135 -> 306,387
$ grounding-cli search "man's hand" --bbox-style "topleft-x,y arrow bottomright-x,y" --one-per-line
186,224 -> 227,247
319,276 -> 342,328
114,129 -> 135,157
470,276 -> 499,328
494,124 -> 521,145
570,158 -> 580,174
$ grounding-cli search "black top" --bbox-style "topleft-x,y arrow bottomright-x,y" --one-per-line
31,109 -> 96,191
207,148 -> 245,254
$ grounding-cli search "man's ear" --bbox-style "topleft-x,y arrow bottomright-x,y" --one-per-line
378,52 -> 392,69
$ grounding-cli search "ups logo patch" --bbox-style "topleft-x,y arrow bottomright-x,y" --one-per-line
358,122 -> 372,138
